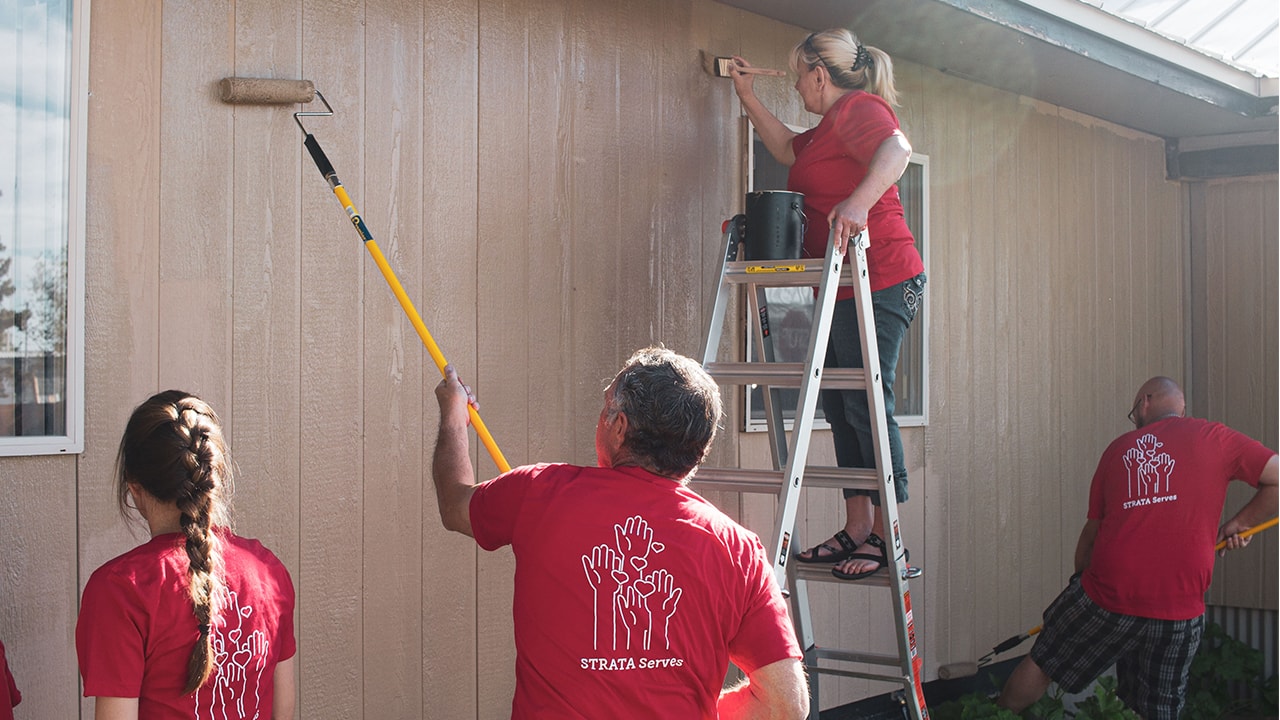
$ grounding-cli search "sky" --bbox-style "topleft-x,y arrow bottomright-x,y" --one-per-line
0,0 -> 72,352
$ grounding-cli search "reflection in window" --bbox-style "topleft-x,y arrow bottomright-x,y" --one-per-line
1,0 -> 84,453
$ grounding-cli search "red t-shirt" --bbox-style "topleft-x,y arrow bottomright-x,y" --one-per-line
789,90 -> 923,296
77,531 -> 296,718
470,463 -> 801,719
1082,417 -> 1275,620
0,639 -> 19,720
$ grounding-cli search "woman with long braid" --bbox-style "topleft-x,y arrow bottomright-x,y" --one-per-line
77,391 -> 296,719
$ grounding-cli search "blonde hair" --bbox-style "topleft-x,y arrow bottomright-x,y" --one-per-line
790,28 -> 899,106
116,390 -> 232,693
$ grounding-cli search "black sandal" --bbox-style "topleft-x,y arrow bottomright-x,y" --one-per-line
831,533 -> 889,580
795,529 -> 860,564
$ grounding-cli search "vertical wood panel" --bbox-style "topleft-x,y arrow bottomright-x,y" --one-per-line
299,0 -> 365,714
79,0 -> 165,716
1090,125 -> 1118,450
732,7 -> 787,542
228,0 -> 305,569
421,0 -> 480,714
474,0 -> 527,714
942,67 -> 976,670
1156,146 -> 1184,370
916,66 -> 948,676
991,86 -> 1018,638
363,0 -> 425,715
894,58 -> 932,673
157,1 -> 233,405
967,82 -> 999,658
692,0 -> 742,485
567,0 -> 622,460
526,0 -> 575,464
228,1 -> 304,712
615,0 -> 660,356
1028,100 -> 1062,621
1056,115 -> 1093,550
653,0 -> 700,355
0,457 -> 78,717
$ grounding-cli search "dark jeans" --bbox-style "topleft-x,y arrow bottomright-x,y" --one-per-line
821,273 -> 925,504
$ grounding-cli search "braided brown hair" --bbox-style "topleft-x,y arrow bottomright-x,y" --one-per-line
116,389 -> 232,693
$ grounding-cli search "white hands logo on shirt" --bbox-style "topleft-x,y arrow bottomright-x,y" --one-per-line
1123,433 -> 1176,498
194,586 -> 271,720
583,515 -> 681,651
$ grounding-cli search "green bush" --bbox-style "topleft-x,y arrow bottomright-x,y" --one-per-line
930,622 -> 1278,720
1181,622 -> 1277,720
1073,677 -> 1138,720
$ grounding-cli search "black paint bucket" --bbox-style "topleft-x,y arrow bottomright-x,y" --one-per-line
744,191 -> 805,260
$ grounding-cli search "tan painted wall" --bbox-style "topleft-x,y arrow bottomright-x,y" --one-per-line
0,0 -> 1272,717
1189,177 -> 1279,611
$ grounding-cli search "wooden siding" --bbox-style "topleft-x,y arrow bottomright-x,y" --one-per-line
0,0 -> 1273,717
1190,177 -> 1280,611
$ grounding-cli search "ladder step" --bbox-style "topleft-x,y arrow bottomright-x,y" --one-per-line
690,466 -> 880,494
803,665 -> 907,684
792,562 -> 894,587
812,646 -> 904,668
724,260 -> 855,287
703,362 -> 870,389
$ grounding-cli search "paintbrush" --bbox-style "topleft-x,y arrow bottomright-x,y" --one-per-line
700,51 -> 786,78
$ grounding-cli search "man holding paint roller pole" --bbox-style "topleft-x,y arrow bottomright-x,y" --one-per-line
997,376 -> 1278,720
430,348 -> 808,719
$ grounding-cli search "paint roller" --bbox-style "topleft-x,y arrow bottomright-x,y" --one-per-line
219,77 -> 512,473
937,516 -> 1278,680
219,77 -> 316,104
937,626 -> 1041,680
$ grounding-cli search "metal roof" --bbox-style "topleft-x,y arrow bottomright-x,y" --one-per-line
1087,0 -> 1278,78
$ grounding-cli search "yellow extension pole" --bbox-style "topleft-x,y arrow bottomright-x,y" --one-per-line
303,133 -> 511,473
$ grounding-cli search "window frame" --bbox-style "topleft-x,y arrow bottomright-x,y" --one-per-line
742,118 -> 930,432
0,0 -> 89,456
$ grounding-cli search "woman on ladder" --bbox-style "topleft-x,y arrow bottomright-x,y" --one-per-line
730,28 -> 925,581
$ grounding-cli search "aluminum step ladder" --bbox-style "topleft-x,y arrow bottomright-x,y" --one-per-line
694,216 -> 928,720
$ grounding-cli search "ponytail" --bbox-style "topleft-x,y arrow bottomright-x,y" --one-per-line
116,390 -> 231,694
791,29 -> 901,106
859,46 -> 897,106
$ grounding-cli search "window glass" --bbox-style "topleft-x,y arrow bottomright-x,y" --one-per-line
1,0 -> 84,453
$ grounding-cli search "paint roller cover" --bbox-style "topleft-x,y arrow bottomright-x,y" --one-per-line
937,662 -> 979,680
219,77 -> 315,105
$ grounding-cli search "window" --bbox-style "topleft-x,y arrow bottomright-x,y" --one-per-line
0,0 -> 88,454
743,121 -> 929,431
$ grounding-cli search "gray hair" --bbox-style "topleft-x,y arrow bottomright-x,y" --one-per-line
606,347 -> 722,480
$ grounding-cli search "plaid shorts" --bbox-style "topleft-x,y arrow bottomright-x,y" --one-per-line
1030,576 -> 1203,720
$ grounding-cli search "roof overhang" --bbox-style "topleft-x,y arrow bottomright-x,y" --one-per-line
715,0 -> 1280,143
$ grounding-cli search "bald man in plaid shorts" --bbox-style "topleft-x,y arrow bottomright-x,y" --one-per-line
998,377 -> 1278,720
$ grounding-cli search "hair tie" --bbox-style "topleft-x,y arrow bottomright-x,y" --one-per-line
851,44 -> 874,72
